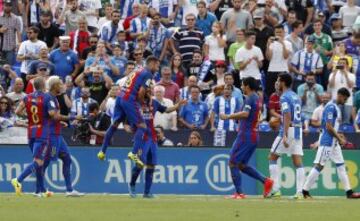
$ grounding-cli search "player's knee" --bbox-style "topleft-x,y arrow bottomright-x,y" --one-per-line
238,164 -> 246,171
146,164 -> 155,169
228,162 -> 236,168
314,164 -> 323,171
34,158 -> 44,166
137,123 -> 147,129
268,153 -> 278,161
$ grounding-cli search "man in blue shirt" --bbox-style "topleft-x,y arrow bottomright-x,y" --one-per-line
49,36 -> 80,81
195,1 -> 217,37
179,85 -> 209,130
303,88 -> 360,199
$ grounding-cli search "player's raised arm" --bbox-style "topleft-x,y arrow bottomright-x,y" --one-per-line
165,99 -> 187,113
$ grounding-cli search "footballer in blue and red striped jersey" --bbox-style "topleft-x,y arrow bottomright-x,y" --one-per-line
128,87 -> 186,198
11,78 -> 52,195
219,79 -> 273,199
98,56 -> 160,166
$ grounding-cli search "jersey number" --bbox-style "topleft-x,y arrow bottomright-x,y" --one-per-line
30,105 -> 39,124
294,104 -> 301,122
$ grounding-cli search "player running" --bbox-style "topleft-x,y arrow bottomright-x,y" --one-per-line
128,87 -> 186,198
11,77 -> 52,196
97,56 -> 160,166
302,88 -> 360,199
267,73 -> 305,199
220,80 -> 273,199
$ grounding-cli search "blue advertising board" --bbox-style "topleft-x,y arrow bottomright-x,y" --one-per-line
0,146 -> 257,195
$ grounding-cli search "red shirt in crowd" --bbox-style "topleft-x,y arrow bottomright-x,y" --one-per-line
156,80 -> 180,103
69,30 -> 90,57
269,92 -> 281,115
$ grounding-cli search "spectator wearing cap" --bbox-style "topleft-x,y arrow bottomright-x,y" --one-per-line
0,64 -> 17,93
0,0 -> 22,65
26,62 -> 52,94
179,85 -> 209,130
156,66 -> 180,103
339,0 -> 360,33
290,36 -> 323,90
195,1 -> 217,37
110,43 -> 128,82
285,0 -> 314,29
27,46 -> 55,80
250,9 -> 274,60
69,17 -> 91,57
304,11 -> 331,36
57,0 -> 86,35
153,85 -> 178,131
49,36 -> 80,80
220,0 -> 253,44
6,78 -> 25,109
285,20 -> 304,54
204,22 -> 227,62
170,13 -> 204,67
17,26 -> 47,86
213,60 -> 227,85
75,65 -> 113,104
37,10 -> 62,50
330,13 -> 349,43
311,19 -> 333,86
234,30 -> 264,87
265,24 -> 292,98
26,0 -> 50,26
328,57 -> 355,124
144,12 -> 170,61
77,0 -> 102,33
71,86 -> 96,118
130,4 -> 151,39
100,10 -> 124,50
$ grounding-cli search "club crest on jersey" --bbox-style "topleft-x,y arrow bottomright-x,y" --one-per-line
50,100 -> 56,108
281,102 -> 289,111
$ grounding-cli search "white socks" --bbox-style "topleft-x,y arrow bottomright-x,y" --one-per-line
303,168 -> 320,191
269,162 -> 280,192
337,164 -> 351,191
296,167 -> 305,194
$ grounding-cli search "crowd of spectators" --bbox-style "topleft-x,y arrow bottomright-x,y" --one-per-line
1,0 -> 360,146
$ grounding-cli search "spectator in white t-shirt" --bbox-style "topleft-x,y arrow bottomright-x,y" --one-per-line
204,22 -> 227,62
339,0 -> 360,32
265,24 -> 292,98
78,0 -> 102,33
328,57 -> 355,124
97,3 -> 113,32
234,30 -> 264,85
153,85 -> 178,131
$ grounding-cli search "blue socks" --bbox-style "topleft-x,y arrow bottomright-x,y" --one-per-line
144,168 -> 154,194
132,127 -> 146,155
241,166 -> 266,184
36,159 -> 50,193
60,154 -> 73,192
18,161 -> 41,183
230,166 -> 243,194
130,166 -> 143,186
101,125 -> 117,153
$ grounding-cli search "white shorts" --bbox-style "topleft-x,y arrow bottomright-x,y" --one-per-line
271,132 -> 303,156
313,144 -> 344,166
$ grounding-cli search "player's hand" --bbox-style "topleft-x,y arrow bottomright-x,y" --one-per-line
178,99 -> 187,107
339,137 -> 347,146
97,151 -> 106,161
210,127 -> 216,132
60,121 -> 68,128
283,136 -> 289,148
124,124 -> 133,133
310,142 -> 319,150
219,114 -> 228,120
170,127 -> 178,132
356,129 -> 360,133
189,124 -> 197,130
75,115 -> 84,121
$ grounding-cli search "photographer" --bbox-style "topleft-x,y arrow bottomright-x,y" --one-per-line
297,72 -> 324,124
87,102 -> 111,145
328,57 -> 355,124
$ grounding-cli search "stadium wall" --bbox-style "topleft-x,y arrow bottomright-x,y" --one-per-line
0,146 -> 359,196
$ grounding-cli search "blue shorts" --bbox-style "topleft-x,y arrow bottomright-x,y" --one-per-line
140,139 -> 158,165
229,137 -> 257,165
49,135 -> 70,160
30,138 -> 50,160
113,97 -> 144,127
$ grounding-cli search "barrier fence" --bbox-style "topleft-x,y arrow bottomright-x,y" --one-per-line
0,146 -> 359,196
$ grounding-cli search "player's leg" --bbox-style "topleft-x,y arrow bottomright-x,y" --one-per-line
302,146 -> 329,198
129,138 -> 148,198
291,154 -> 305,199
268,136 -> 283,197
144,141 -> 157,198
227,138 -> 245,199
12,140 -> 48,195
98,97 -> 124,159
331,145 -> 360,198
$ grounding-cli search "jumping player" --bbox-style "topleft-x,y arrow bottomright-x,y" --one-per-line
98,56 -> 160,167
128,87 -> 186,198
302,88 -> 360,199
268,73 -> 305,199
220,79 -> 273,199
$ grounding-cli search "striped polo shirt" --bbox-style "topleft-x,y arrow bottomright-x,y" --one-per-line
172,28 -> 204,62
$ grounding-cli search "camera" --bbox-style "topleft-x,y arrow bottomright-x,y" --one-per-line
336,65 -> 344,70
274,37 -> 279,41
71,118 -> 91,144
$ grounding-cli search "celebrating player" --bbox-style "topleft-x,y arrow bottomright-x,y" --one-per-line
302,88 -> 360,199
11,77 -> 52,196
98,56 -> 160,166
220,79 -> 273,199
268,73 -> 305,199
128,87 -> 186,198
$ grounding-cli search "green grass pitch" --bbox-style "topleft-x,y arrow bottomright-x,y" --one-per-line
1,194 -> 360,221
